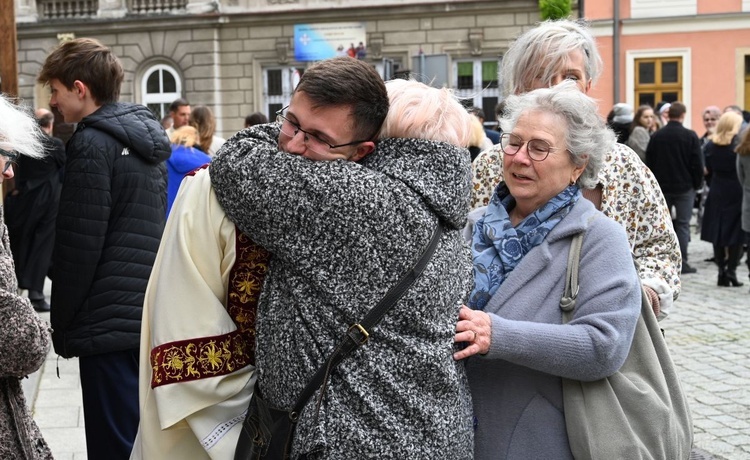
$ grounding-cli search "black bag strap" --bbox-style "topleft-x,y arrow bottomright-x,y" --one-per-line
286,221 -> 445,419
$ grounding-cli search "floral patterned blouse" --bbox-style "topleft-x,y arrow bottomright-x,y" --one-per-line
471,142 -> 682,317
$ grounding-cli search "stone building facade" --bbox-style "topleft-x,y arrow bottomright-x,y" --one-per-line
15,0 -> 545,138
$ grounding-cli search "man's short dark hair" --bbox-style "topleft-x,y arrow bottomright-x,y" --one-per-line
668,102 -> 687,120
169,98 -> 190,113
468,107 -> 485,120
37,111 -> 55,128
294,57 -> 389,141
37,38 -> 124,105
245,112 -> 268,127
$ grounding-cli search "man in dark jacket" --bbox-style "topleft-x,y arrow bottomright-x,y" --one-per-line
5,108 -> 66,312
37,38 -> 170,458
646,101 -> 704,274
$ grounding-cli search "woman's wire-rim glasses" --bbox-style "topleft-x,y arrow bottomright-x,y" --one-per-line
275,106 -> 372,155
500,132 -> 560,161
0,148 -> 18,173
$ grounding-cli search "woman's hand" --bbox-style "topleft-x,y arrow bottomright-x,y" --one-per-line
453,306 -> 492,360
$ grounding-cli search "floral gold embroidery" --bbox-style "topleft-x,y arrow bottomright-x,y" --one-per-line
150,229 -> 270,388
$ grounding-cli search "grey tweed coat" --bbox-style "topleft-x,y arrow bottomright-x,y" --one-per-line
0,205 -> 53,460
210,124 -> 474,459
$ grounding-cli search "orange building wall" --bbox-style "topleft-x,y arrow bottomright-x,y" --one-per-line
698,0 -> 741,14
588,28 -> 749,128
585,0 -> 615,20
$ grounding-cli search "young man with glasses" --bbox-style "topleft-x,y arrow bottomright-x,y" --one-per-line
132,56 -> 390,459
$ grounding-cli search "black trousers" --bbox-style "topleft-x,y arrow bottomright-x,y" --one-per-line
79,349 -> 139,460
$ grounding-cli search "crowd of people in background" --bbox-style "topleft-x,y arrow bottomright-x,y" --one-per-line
2,16 -> 750,460
603,98 -> 750,286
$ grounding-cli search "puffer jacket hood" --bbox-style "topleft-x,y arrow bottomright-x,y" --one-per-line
80,102 -> 171,165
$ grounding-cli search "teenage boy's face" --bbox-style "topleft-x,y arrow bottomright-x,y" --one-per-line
49,79 -> 86,124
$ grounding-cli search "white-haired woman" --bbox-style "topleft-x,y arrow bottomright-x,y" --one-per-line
0,94 -> 54,459
454,83 -> 642,459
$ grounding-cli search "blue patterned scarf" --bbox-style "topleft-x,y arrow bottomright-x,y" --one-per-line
468,183 -> 581,310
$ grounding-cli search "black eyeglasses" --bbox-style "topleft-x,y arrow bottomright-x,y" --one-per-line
0,148 -> 18,173
500,133 -> 560,161
275,106 -> 372,155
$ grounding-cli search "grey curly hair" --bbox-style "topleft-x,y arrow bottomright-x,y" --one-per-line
500,81 -> 615,189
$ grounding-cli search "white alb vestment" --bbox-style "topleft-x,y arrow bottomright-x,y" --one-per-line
131,168 -> 267,459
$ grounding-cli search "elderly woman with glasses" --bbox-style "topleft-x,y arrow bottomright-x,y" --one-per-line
453,82 -> 642,459
0,94 -> 54,459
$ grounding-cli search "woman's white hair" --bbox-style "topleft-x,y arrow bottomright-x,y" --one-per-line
500,81 -> 615,189
0,94 -> 45,159
379,79 -> 473,147
500,19 -> 602,98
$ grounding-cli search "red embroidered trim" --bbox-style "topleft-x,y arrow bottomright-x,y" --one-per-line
150,229 -> 269,388
185,163 -> 210,177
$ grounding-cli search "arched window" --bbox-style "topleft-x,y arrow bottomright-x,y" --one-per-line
141,64 -> 182,121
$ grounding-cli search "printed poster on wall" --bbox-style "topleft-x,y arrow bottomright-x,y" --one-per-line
294,22 -> 367,62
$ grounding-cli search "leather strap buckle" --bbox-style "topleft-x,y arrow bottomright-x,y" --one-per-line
347,323 -> 370,345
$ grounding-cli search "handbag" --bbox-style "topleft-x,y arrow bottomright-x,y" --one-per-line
559,231 -> 693,460
235,222 -> 445,460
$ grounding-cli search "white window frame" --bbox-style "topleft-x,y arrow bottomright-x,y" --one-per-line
140,64 -> 182,120
262,66 -> 304,118
452,58 -> 502,125
630,0 -> 697,19
626,48 -> 693,128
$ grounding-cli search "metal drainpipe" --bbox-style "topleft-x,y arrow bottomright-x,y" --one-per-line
613,0 -> 621,103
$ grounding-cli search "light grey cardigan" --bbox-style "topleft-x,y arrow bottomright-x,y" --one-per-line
466,197 -> 642,460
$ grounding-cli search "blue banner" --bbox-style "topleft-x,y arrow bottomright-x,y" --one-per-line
294,22 -> 367,62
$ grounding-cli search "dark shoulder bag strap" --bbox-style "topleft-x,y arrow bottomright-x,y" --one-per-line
289,220 -> 445,418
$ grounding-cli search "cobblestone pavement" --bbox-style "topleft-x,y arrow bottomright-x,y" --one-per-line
23,233 -> 750,459
671,235 -> 750,460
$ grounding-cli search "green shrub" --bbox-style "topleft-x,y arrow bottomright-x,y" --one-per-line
539,0 -> 572,20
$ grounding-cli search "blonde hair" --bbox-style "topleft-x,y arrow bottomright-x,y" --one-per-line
710,112 -> 742,146
189,105 -> 216,153
0,95 -> 45,160
379,79 -> 472,147
468,115 -> 487,148
169,125 -> 200,147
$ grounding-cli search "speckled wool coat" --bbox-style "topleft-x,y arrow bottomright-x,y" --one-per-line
0,206 -> 53,460
210,125 -> 474,459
